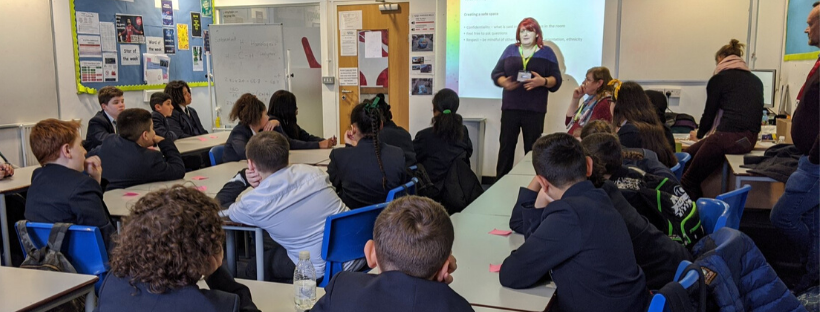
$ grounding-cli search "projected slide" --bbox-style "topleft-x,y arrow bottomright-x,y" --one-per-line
446,0 -> 606,99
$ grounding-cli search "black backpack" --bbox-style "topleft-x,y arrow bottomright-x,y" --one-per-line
439,153 -> 484,214
16,221 -> 86,312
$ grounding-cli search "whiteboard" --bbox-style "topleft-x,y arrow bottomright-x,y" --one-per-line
618,0 -> 750,81
0,0 -> 58,124
210,24 -> 287,121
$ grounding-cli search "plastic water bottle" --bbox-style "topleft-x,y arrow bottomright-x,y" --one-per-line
294,251 -> 316,310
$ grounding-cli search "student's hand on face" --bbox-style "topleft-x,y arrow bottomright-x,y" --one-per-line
523,72 -> 546,91
263,119 -> 280,132
534,188 -> 554,209
344,129 -> 358,147
527,176 -> 542,192
436,254 -> 458,284
205,252 -> 223,278
85,156 -> 103,183
152,135 -> 165,145
245,168 -> 262,188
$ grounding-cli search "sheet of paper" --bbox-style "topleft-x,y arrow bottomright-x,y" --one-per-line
489,264 -> 502,273
76,12 -> 100,34
146,69 -> 164,85
198,137 -> 208,141
77,35 -> 102,58
146,36 -> 164,53
177,24 -> 189,50
123,192 -> 139,196
163,28 -> 175,54
161,0 -> 174,26
203,30 -> 210,54
339,11 -> 362,30
192,46 -> 204,71
79,61 -> 104,82
221,9 -> 247,23
103,52 -> 118,82
191,176 -> 208,180
196,186 -> 208,192
144,53 -> 170,84
410,56 -> 434,75
340,30 -> 357,56
339,67 -> 358,86
250,8 -> 267,23
410,12 -> 435,33
120,44 -> 140,65
488,229 -> 512,236
364,31 -> 383,58
99,22 -> 117,52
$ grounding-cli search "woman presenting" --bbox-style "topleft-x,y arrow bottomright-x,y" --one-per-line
491,17 -> 562,179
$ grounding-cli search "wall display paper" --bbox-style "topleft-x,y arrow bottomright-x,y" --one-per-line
340,30 -> 357,56
163,27 -> 175,54
146,36 -> 164,53
120,44 -> 141,65
192,46 -> 203,71
103,52 -> 118,82
80,61 -> 104,82
116,14 -> 145,43
78,35 -> 102,58
339,67 -> 358,86
177,23 -> 189,50
161,0 -> 174,26
339,11 -> 362,30
76,11 -> 100,34
99,22 -> 117,52
201,0 -> 212,17
191,12 -> 202,37
410,12 -> 435,33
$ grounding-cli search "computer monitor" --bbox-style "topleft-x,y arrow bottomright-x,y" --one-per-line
751,69 -> 776,108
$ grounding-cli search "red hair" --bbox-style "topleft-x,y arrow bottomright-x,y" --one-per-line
515,17 -> 544,48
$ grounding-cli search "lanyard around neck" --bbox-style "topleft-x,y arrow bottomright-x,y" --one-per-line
519,46 -> 538,71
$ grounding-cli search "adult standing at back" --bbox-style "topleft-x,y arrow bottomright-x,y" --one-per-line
681,40 -> 763,199
491,17 -> 562,180
770,1 -> 820,294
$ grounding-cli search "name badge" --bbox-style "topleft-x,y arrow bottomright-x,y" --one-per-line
517,71 -> 532,82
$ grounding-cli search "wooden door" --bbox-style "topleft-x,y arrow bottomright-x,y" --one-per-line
337,3 -> 409,142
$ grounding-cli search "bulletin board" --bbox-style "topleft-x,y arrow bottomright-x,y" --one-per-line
784,0 -> 820,61
70,0 -> 212,94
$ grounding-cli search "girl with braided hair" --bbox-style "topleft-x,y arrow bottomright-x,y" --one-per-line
327,100 -> 405,208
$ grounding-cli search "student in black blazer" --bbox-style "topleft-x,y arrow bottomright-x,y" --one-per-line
96,186 -> 259,312
328,101 -> 405,208
149,92 -> 178,141
24,119 -> 116,252
85,86 -> 125,150
414,89 -> 472,194
87,109 -> 185,190
265,90 -> 336,150
312,196 -> 472,312
499,133 -> 647,312
223,94 -> 269,162
165,80 -> 208,138
374,93 -> 416,167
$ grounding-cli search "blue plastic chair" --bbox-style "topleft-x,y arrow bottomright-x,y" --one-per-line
696,198 -> 731,234
648,260 -> 700,312
209,145 -> 225,166
16,222 -> 110,293
670,163 -> 683,181
715,185 -> 752,230
385,178 -> 418,202
319,202 -> 388,287
671,152 -> 691,181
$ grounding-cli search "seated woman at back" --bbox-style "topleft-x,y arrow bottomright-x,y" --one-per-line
96,185 -> 259,312
223,94 -> 269,162
565,67 -> 615,137
581,120 -> 677,182
612,81 -> 678,168
413,88 -> 473,199
328,101 -> 405,208
266,90 -> 336,150
374,93 -> 417,167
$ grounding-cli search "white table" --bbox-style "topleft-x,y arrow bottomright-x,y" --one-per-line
0,267 -> 98,312
124,161 -> 249,193
197,278 -> 326,312
449,213 -> 553,311
290,148 -> 333,165
462,174 -> 533,217
0,166 -> 38,266
507,159 -> 534,176
174,131 -> 231,155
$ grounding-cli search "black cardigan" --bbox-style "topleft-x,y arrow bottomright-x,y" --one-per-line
697,69 -> 764,138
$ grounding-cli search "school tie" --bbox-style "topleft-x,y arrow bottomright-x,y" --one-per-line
112,120 -> 117,133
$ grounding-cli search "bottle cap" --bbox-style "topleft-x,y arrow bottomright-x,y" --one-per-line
299,251 -> 310,260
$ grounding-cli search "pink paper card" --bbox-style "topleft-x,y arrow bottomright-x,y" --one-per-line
209,135 -> 218,139
195,186 -> 208,192
489,229 -> 512,236
198,137 -> 208,141
489,264 -> 502,273
191,176 -> 208,180
123,192 -> 139,197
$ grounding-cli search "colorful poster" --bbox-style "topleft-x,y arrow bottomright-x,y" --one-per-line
76,11 -> 100,35
203,30 -> 210,54
146,36 -> 164,53
201,0 -> 213,17
144,53 -> 171,84
411,34 -> 433,52
410,13 -> 435,33
161,0 -> 174,26
177,24 -> 189,50
100,22 -> 117,52
192,46 -> 204,71
77,35 -> 102,58
120,44 -> 141,66
191,12 -> 202,37
411,78 -> 433,95
116,14 -> 145,44
163,28 -> 175,54
103,53 -> 118,82
79,61 -> 104,83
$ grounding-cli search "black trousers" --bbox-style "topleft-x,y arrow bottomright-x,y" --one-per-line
496,110 -> 545,180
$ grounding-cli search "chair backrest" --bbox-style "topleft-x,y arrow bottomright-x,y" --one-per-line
649,260 -> 701,312
670,163 -> 683,181
16,222 -> 110,291
319,202 -> 388,287
696,198 -> 731,234
715,185 -> 752,230
675,152 -> 691,167
209,145 -> 225,166
385,178 -> 418,202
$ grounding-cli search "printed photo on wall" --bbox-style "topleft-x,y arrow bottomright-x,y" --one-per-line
192,46 -> 204,71
411,78 -> 433,95
116,14 -> 145,44
411,34 -> 433,52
